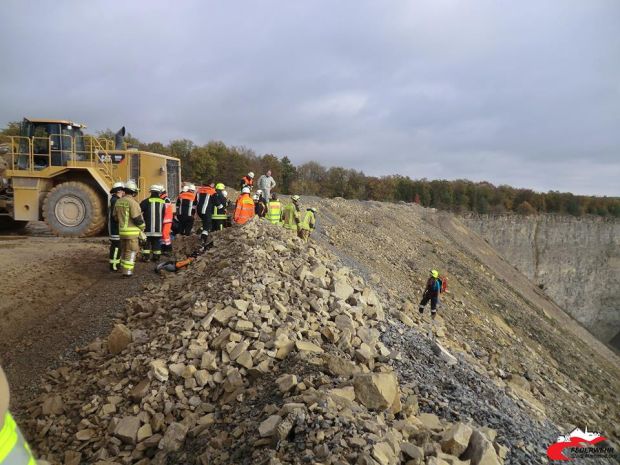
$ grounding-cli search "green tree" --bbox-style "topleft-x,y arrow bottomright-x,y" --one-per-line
280,156 -> 297,194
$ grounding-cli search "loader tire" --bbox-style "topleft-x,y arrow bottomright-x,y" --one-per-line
43,181 -> 106,237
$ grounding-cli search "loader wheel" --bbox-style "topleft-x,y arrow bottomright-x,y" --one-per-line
43,182 -> 106,237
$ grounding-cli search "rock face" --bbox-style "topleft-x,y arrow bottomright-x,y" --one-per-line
463,214 -> 620,345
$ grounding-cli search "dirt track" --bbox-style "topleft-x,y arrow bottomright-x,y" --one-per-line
0,226 -> 156,406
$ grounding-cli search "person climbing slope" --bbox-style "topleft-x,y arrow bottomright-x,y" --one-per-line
419,269 -> 442,319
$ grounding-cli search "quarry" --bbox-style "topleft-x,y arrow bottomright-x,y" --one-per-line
1,199 -> 618,465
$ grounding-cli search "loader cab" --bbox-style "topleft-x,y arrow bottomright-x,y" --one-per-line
19,118 -> 86,169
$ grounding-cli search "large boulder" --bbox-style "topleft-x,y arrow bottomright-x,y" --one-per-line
353,372 -> 400,411
108,324 -> 132,355
441,422 -> 473,456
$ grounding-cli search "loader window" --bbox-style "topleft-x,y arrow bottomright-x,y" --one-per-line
130,154 -> 140,183
166,159 -> 180,199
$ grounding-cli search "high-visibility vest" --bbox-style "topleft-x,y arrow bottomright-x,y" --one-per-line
0,412 -> 36,464
299,210 -> 316,231
162,198 -> 173,224
266,201 -> 282,224
281,203 -> 300,230
114,196 -> 145,238
233,194 -> 255,225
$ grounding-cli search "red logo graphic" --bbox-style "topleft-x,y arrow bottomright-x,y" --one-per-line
547,428 -> 607,461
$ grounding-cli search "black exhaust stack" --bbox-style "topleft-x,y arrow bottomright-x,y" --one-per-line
114,127 -> 126,150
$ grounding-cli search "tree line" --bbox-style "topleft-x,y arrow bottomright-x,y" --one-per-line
2,122 -> 618,217
133,136 -> 618,218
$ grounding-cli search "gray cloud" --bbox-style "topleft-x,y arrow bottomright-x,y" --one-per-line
1,0 -> 618,195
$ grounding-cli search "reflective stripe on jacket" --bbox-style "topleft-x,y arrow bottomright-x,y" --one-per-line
114,197 -> 145,238
140,196 -> 165,236
266,201 -> 282,224
176,191 -> 196,218
162,198 -> 174,224
196,186 -> 216,216
299,210 -> 316,231
233,194 -> 255,225
0,412 -> 36,465
211,191 -> 228,220
281,203 -> 300,230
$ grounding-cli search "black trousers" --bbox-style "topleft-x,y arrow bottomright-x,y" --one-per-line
142,236 -> 162,261
109,239 -> 121,271
178,216 -> 194,236
211,218 -> 226,232
199,214 -> 212,233
419,293 -> 439,314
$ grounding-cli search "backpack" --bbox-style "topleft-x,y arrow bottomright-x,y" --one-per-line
438,275 -> 448,293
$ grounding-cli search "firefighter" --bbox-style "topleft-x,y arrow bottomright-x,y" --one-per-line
108,181 -> 125,271
195,182 -> 216,242
211,183 -> 228,232
282,195 -> 301,232
1,365 -> 37,464
113,180 -> 145,277
233,187 -> 255,225
160,187 -> 174,255
298,207 -> 317,242
140,185 -> 165,262
240,171 -> 254,190
419,269 -> 442,319
253,193 -> 267,218
266,193 -> 282,225
176,184 -> 196,236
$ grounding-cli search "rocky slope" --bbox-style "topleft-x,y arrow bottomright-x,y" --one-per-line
462,215 -> 619,346
16,202 -> 619,465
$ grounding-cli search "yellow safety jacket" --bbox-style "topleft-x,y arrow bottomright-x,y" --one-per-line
1,367 -> 36,465
0,413 -> 36,465
266,201 -> 282,225
281,203 -> 300,230
299,210 -> 316,231
114,196 -> 145,238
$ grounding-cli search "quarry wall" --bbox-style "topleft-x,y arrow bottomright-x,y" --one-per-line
462,214 -> 620,346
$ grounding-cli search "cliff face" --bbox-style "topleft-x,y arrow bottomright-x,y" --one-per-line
463,214 -> 620,346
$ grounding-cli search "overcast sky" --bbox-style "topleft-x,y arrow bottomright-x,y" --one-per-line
1,1 -> 618,195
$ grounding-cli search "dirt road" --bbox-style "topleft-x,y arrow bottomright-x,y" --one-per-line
0,227 -> 156,405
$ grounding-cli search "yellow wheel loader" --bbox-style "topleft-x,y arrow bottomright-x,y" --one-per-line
0,118 -> 181,237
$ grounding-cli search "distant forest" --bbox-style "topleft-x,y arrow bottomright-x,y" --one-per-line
2,122 -> 618,217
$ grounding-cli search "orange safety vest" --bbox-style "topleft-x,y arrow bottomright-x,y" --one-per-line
242,176 -> 253,187
233,194 -> 255,225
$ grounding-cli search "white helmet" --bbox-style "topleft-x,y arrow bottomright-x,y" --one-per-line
241,186 -> 251,194
188,184 -> 196,192
222,190 -> 228,198
248,172 -> 255,178
181,185 -> 189,192
125,180 -> 138,193
149,184 -> 161,192
291,194 -> 300,202
256,189 -> 263,195
112,181 -> 124,189
252,194 -> 259,200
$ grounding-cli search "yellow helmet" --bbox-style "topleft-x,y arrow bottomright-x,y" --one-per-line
431,269 -> 439,278
215,183 -> 225,190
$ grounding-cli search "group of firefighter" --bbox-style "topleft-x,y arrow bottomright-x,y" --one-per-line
107,170 -> 317,277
